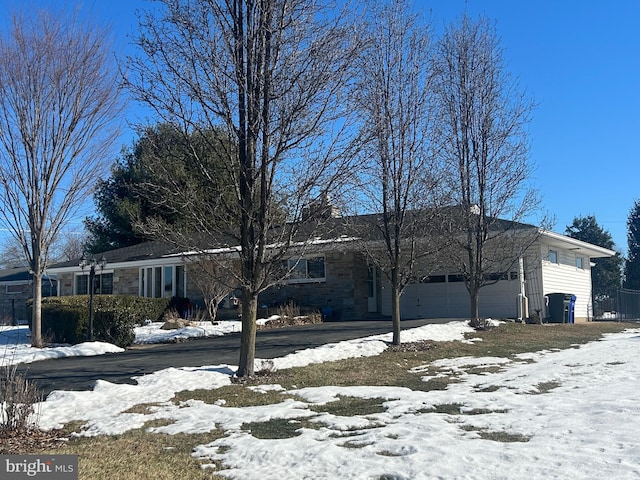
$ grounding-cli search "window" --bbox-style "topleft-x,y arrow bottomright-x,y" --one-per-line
76,273 -> 113,295
483,272 -> 503,282
421,275 -> 446,283
448,274 -> 465,283
140,265 -> 185,298
287,256 -> 326,282
77,274 -> 88,295
548,250 -> 558,264
6,284 -> 24,294
154,267 -> 162,298
100,274 -> 113,294
175,265 -> 185,297
142,268 -> 152,297
576,256 -> 584,269
164,266 -> 173,297
483,272 -> 518,282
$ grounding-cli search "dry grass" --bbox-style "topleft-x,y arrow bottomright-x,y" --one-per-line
26,321 -> 632,477
53,426 -> 224,480
241,417 -> 318,439
309,396 -> 387,416
172,384 -> 290,408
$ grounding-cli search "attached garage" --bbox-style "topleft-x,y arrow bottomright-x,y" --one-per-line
382,272 -> 521,320
379,231 -> 615,322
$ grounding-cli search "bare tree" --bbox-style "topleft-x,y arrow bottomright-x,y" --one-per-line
0,238 -> 26,270
127,0 -> 359,376
431,15 -> 539,326
351,0 -> 446,343
52,232 -> 88,263
185,255 -> 241,321
0,9 -> 124,346
1,231 -> 87,269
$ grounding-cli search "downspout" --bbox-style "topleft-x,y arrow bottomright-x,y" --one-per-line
517,257 -> 528,321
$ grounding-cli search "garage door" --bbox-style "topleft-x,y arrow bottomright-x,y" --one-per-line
397,277 -> 520,319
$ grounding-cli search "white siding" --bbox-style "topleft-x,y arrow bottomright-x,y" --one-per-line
539,244 -> 592,321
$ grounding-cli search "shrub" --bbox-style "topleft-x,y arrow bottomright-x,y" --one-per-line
42,304 -> 87,345
93,310 -> 135,347
30,296 -> 170,347
276,301 -> 300,319
158,297 -> 194,321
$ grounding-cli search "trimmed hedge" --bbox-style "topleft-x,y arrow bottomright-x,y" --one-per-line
31,296 -> 169,347
38,304 -> 87,345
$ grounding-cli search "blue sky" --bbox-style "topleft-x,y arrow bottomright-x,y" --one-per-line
4,0 -> 639,254
430,1 -> 640,254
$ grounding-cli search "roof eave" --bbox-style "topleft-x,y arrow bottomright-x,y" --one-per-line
539,230 -> 617,258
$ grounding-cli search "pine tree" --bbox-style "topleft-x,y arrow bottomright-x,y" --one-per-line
565,216 -> 622,301
624,200 -> 640,289
84,123 -> 233,253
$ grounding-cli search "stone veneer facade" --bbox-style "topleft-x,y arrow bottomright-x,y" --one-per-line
57,268 -> 141,296
55,251 -> 373,320
258,251 -> 371,321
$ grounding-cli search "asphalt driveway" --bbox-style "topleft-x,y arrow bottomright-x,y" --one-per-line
21,318 -> 446,396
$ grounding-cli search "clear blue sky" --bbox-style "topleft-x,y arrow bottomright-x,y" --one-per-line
430,0 -> 640,255
5,0 -> 639,254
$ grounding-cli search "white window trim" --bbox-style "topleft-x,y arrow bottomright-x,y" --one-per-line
5,282 -> 27,294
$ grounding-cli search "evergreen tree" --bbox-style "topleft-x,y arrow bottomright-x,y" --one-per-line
565,215 -> 622,301
84,150 -> 150,253
84,123 -> 233,253
624,200 -> 640,289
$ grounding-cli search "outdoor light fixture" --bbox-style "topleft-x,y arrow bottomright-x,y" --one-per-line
79,255 -> 107,341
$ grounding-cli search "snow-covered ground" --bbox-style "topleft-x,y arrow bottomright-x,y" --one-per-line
2,321 -> 640,479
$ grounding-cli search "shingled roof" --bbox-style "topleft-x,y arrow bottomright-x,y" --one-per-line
49,240 -> 182,269
48,207 -> 538,270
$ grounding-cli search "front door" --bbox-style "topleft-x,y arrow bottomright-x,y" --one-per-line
367,265 -> 378,312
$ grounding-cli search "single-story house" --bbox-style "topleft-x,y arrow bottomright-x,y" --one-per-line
0,268 -> 58,325
46,214 -> 615,323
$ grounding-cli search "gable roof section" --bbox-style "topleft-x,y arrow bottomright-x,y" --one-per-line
0,268 -> 32,283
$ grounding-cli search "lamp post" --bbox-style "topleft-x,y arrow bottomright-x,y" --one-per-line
79,255 -> 107,341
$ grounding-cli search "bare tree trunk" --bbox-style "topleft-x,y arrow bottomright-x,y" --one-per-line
238,288 -> 258,377
31,272 -> 43,348
391,268 -> 401,345
470,287 -> 480,328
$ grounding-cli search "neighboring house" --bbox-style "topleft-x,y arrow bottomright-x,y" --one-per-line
46,215 -> 615,323
0,268 -> 58,325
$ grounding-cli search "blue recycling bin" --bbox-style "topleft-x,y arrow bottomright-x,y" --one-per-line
568,294 -> 576,323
